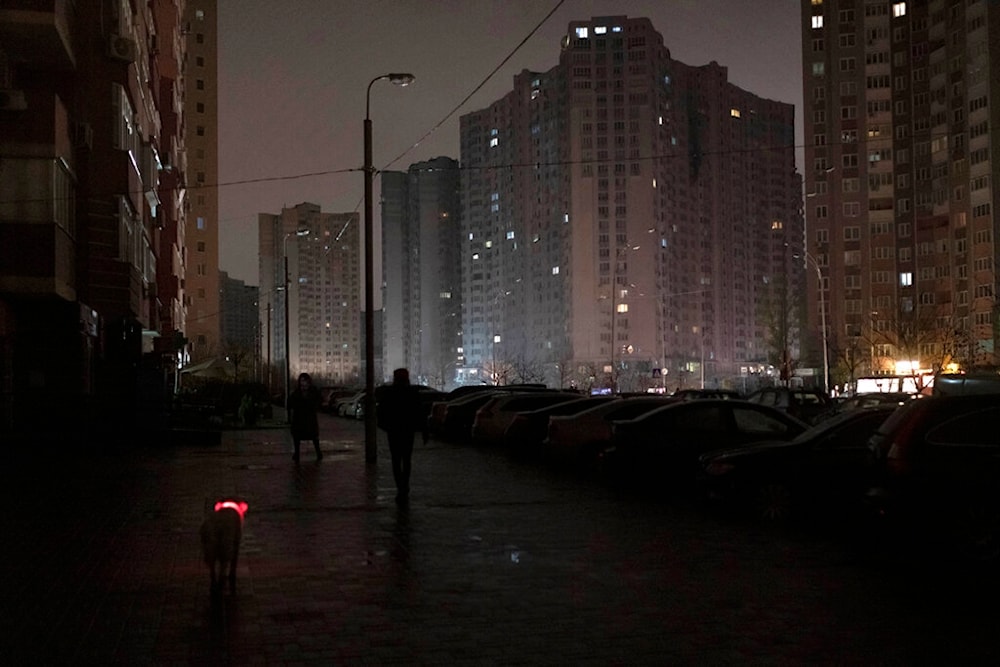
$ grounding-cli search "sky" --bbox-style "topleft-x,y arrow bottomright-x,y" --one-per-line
217,0 -> 803,286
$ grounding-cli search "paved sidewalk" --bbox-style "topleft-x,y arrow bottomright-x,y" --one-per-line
2,412 -> 999,665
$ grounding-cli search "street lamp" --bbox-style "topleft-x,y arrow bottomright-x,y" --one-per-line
800,252 -> 829,395
364,72 -> 414,463
284,228 -> 310,417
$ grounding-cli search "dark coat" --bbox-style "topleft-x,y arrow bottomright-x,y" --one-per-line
288,386 -> 321,440
375,383 -> 426,437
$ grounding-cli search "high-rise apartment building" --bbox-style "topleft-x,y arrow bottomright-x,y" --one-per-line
0,0 -> 190,436
382,157 -> 462,388
183,0 -> 220,361
220,271 -> 259,348
460,16 -> 803,392
801,0 -> 999,380
259,203 -> 361,388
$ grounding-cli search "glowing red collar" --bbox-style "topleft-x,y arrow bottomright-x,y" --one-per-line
214,500 -> 248,520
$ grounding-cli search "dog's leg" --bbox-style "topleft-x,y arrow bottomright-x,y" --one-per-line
228,537 -> 239,592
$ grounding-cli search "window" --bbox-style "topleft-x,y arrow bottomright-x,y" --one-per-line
812,15 -> 824,29
893,2 -> 906,18
196,217 -> 205,230
900,272 -> 912,286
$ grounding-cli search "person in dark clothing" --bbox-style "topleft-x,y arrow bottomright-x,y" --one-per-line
376,368 -> 428,503
288,372 -> 322,462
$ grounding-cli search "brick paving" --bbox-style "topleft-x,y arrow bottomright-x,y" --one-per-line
2,411 -> 999,665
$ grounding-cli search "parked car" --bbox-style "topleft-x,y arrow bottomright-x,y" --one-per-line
428,385 -> 552,440
320,386 -> 358,413
433,391 -> 507,441
501,396 -> 617,456
745,386 -> 833,423
336,390 -> 366,419
699,405 -> 898,522
542,396 -> 678,470
602,399 -> 809,492
671,388 -> 743,401
932,371 -> 1000,396
810,392 -> 915,424
471,391 -> 581,445
867,393 -> 1000,560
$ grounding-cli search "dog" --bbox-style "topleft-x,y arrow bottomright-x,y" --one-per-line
199,499 -> 248,595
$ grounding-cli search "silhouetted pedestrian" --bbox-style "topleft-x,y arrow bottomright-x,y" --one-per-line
376,368 -> 427,503
288,372 -> 322,462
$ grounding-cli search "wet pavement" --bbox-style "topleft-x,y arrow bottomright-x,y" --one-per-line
2,411 -> 999,665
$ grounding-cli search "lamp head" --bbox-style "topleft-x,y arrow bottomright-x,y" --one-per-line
388,73 -> 415,86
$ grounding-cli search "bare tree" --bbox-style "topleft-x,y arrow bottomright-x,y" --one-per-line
758,273 -> 800,386
509,354 -> 546,385
221,340 -> 254,383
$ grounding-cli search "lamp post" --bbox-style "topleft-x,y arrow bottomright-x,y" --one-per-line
801,252 -> 829,395
364,72 -> 415,463
283,228 -> 310,417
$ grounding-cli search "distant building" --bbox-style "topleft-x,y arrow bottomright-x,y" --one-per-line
382,157 -> 462,389
459,16 -> 803,392
800,0 -> 999,378
258,203 -> 361,389
219,270 -> 259,351
183,0 -> 221,362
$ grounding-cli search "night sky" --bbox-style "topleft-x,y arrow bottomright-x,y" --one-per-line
217,0 -> 803,287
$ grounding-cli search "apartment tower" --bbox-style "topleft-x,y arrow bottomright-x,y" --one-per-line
801,0 -> 999,379
0,0 -> 190,436
259,203 -> 361,389
183,0 -> 220,361
381,157 -> 462,389
460,16 -> 803,392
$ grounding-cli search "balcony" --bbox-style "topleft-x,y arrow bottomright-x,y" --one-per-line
0,156 -> 76,300
0,0 -> 77,71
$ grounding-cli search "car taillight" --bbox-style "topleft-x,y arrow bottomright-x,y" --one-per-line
704,462 -> 735,476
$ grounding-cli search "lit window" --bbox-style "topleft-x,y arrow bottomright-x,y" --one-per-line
485,241 -> 493,248
892,2 -> 906,17
771,220 -> 783,230
506,231 -> 515,240
611,26 -> 622,33
730,108 -> 741,118
575,27 -> 589,38
489,137 -> 498,148
197,216 -> 205,229
552,266 -> 560,275
594,26 -> 607,35
616,303 -> 629,313
472,253 -> 480,260
658,115 -> 663,125
563,213 -> 570,223
900,272 -> 913,286
812,15 -> 824,28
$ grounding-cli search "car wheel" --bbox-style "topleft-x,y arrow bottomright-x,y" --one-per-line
753,481 -> 793,523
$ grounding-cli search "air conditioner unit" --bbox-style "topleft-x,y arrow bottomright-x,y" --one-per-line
0,89 -> 28,111
108,35 -> 137,63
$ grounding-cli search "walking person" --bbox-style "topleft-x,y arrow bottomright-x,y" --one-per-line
376,368 -> 427,503
288,372 -> 322,462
